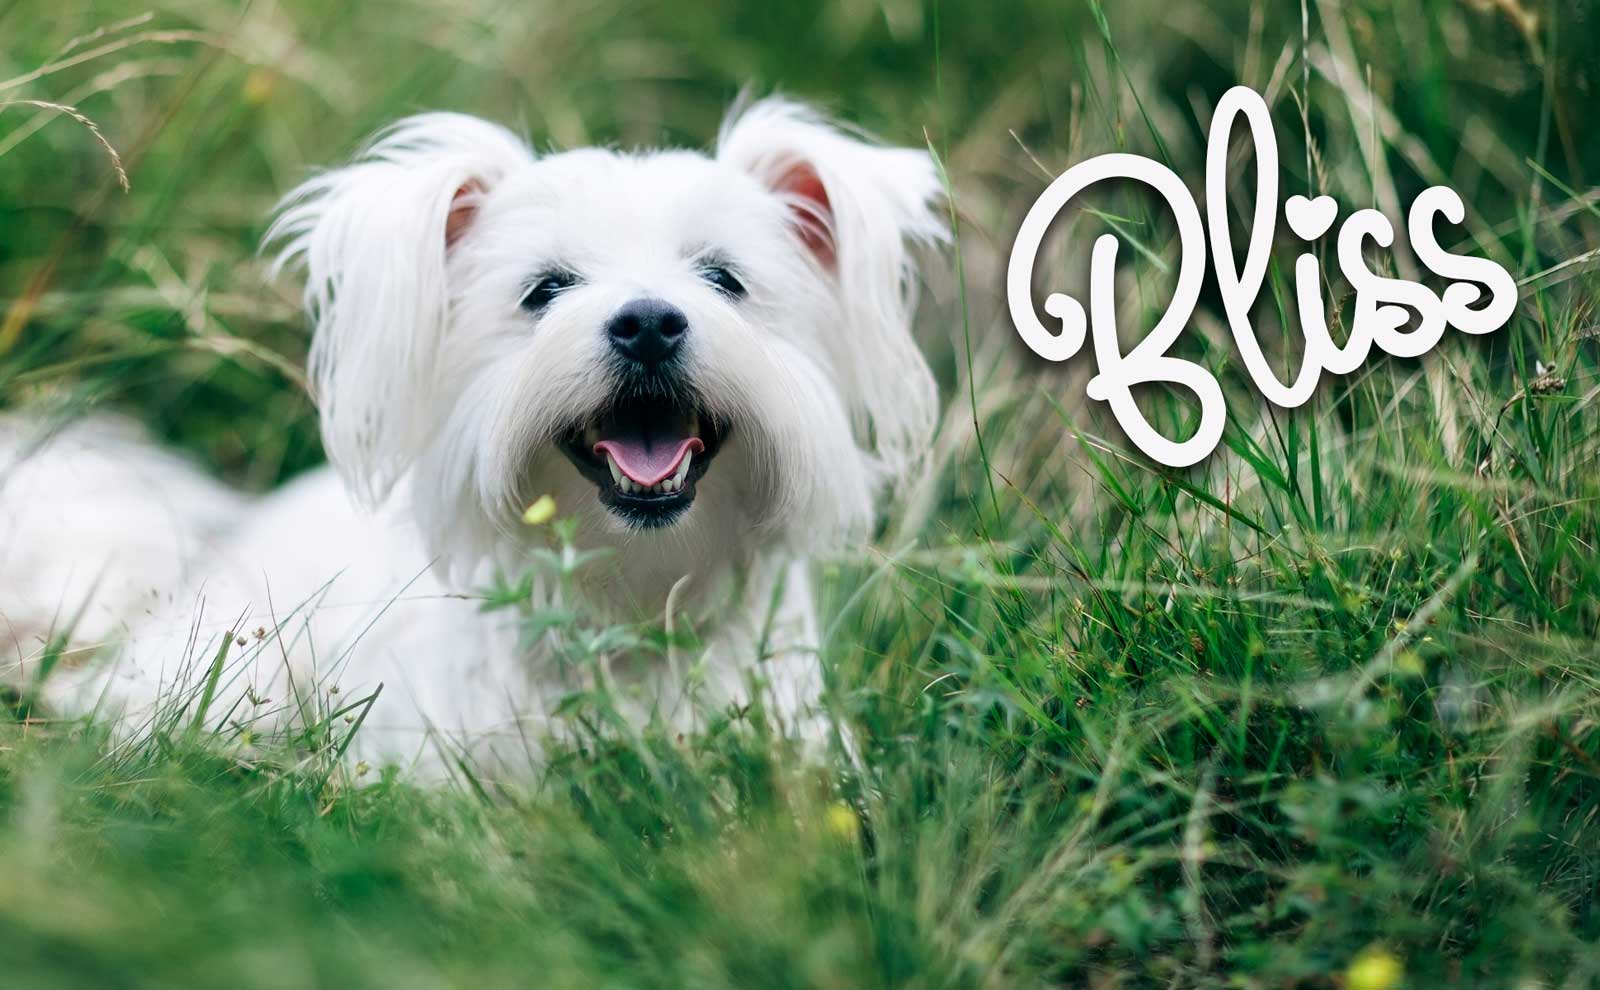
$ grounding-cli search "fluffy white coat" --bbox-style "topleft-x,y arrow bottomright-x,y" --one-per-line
0,98 -> 943,778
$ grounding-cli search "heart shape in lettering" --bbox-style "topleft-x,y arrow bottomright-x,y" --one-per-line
1284,194 -> 1338,241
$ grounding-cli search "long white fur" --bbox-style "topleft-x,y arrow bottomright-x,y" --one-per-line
265,113 -> 535,506
0,416 -> 244,669
0,98 -> 944,779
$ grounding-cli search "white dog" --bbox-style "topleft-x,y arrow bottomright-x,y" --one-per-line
0,98 -> 944,777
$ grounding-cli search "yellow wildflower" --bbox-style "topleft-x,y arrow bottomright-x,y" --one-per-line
1346,948 -> 1404,990
824,802 -> 859,842
521,495 -> 557,526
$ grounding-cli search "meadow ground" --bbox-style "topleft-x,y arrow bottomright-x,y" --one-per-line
2,1 -> 1599,986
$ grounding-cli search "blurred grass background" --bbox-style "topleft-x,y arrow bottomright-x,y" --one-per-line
4,0 -> 1600,987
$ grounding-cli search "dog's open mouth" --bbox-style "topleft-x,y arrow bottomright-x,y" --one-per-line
560,396 -> 726,527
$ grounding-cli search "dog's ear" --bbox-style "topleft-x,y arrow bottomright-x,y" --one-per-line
267,113 -> 531,506
717,97 -> 945,486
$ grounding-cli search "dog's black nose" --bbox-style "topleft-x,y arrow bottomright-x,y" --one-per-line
606,298 -> 687,367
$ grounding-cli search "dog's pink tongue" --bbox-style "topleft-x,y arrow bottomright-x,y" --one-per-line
594,436 -> 704,486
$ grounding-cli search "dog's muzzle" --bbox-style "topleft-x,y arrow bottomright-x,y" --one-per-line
559,391 -> 727,529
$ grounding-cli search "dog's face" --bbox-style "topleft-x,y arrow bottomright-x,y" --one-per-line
454,146 -> 858,536
270,100 -> 942,580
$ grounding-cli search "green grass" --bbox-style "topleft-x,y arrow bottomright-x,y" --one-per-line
4,0 -> 1600,986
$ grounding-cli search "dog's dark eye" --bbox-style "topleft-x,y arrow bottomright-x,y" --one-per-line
698,264 -> 746,299
521,270 -> 578,312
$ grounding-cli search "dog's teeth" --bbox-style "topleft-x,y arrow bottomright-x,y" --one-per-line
605,453 -> 691,497
585,424 -> 601,447
687,419 -> 701,438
